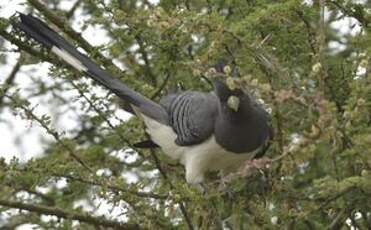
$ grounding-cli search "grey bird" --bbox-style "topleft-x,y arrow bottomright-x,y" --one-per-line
14,14 -> 272,184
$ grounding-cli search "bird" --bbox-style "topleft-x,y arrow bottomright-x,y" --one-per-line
14,13 -> 272,184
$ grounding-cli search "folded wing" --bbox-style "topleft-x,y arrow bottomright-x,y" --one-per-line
163,91 -> 218,146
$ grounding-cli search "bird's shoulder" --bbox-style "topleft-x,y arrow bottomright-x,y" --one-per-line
160,91 -> 219,146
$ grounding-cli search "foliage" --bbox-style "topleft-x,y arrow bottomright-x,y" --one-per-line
0,0 -> 371,229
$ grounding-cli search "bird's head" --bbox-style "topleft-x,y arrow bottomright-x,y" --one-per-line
207,60 -> 248,112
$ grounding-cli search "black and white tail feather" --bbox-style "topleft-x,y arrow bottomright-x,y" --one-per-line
15,13 -> 168,125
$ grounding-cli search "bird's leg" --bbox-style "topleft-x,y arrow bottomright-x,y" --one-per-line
217,157 -> 271,198
184,156 -> 206,184
185,168 -> 205,185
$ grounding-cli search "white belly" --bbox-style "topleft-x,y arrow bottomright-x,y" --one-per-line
141,114 -> 260,184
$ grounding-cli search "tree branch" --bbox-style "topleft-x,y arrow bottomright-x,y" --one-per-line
0,199 -> 139,229
56,173 -> 168,200
0,28 -> 48,61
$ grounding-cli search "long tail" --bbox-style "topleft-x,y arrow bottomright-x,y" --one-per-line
14,13 -> 169,125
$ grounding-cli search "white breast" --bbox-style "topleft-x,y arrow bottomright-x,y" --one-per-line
141,114 -> 260,184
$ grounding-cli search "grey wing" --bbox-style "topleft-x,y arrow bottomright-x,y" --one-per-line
160,91 -> 219,146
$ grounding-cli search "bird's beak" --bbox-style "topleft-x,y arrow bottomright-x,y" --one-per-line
227,95 -> 240,112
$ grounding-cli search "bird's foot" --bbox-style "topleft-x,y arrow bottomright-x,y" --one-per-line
219,157 -> 271,184
237,157 -> 272,179
244,157 -> 272,172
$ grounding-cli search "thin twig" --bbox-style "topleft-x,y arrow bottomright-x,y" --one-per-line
135,35 -> 157,86
69,80 -> 132,145
0,58 -> 22,108
4,94 -> 93,172
151,71 -> 170,100
66,0 -> 83,19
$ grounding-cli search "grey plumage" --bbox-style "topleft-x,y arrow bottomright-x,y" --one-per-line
14,13 -> 272,184
163,91 -> 218,146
